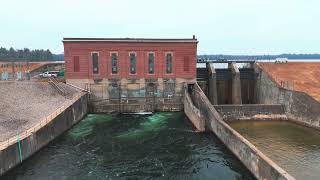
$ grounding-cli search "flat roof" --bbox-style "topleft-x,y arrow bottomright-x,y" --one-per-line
63,37 -> 198,43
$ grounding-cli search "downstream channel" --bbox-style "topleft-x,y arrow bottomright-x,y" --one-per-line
4,113 -> 254,180
229,120 -> 320,180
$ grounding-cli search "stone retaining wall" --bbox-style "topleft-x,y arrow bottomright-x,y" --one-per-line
255,64 -> 320,129
0,93 -> 88,175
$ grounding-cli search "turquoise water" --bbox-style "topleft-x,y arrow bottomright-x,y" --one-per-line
229,120 -> 320,180
4,113 -> 254,180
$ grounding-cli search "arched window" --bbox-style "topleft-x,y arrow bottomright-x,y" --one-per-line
166,53 -> 173,74
148,53 -> 155,74
130,52 -> 136,74
111,53 -> 118,74
92,52 -> 99,74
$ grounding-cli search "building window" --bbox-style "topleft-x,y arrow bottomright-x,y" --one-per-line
73,56 -> 80,72
166,53 -> 173,74
92,52 -> 99,74
183,56 -> 190,72
148,53 -> 155,74
130,52 -> 136,74
111,53 -> 118,74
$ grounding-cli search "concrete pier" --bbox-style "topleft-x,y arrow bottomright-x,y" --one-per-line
229,62 -> 242,104
206,62 -> 218,105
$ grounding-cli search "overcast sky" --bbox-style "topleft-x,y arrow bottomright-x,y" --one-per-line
0,0 -> 319,55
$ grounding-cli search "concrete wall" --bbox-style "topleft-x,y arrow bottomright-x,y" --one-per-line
255,65 -> 320,129
68,77 -> 193,113
214,104 -> 286,121
89,96 -> 183,113
0,94 -> 88,175
184,83 -> 295,180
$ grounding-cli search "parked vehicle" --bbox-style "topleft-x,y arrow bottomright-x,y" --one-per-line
39,71 -> 59,78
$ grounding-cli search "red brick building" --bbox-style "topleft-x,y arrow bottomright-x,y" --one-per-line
63,37 -> 197,80
63,37 -> 198,112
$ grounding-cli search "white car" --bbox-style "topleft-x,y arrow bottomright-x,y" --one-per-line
39,71 -> 59,78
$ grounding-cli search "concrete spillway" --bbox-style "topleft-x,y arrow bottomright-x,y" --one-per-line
229,120 -> 320,180
184,82 -> 295,180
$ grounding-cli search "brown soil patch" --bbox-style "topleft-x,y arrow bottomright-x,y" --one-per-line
258,62 -> 320,102
0,62 -> 46,73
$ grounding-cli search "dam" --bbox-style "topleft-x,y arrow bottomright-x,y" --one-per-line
1,61 -> 320,180
1,37 -> 320,180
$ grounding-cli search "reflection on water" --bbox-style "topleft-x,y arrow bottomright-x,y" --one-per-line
229,120 -> 320,180
4,113 -> 255,180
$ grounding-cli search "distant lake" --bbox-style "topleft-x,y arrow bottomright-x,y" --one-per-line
197,59 -> 320,68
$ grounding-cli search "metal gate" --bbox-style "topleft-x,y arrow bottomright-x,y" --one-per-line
145,82 -> 156,112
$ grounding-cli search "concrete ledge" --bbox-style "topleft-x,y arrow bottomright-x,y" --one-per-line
0,93 -> 88,175
214,104 -> 287,121
184,83 -> 295,180
88,97 -> 183,113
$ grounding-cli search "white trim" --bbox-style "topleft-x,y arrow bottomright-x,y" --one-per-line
91,51 -> 100,56
110,51 -> 118,56
128,51 -> 137,56
165,52 -> 173,56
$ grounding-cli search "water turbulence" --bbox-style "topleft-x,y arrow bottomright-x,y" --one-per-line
229,120 -> 320,180
4,113 -> 254,180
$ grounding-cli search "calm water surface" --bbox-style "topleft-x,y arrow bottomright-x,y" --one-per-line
229,120 -> 320,180
4,113 -> 254,180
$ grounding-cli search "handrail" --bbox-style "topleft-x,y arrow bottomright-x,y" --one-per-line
48,77 -> 66,96
66,82 -> 90,93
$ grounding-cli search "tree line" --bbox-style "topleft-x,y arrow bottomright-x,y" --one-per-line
0,47 -> 59,61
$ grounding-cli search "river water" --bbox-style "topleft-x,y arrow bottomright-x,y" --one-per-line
229,120 -> 320,180
4,113 -> 254,180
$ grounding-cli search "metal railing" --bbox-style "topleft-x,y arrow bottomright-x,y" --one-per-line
48,77 -> 66,96
271,77 -> 295,91
0,92 -> 85,151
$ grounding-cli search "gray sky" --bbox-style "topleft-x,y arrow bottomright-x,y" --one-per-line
0,0 -> 319,54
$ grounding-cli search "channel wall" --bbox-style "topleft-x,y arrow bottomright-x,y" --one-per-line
0,93 -> 88,175
184,83 -> 295,180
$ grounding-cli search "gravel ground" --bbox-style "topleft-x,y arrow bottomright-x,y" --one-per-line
0,81 -> 80,142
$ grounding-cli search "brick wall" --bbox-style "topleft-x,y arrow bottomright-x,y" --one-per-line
63,42 -> 197,80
